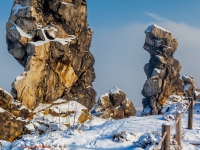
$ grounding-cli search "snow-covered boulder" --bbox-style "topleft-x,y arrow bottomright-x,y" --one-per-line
160,94 -> 188,121
91,87 -> 136,119
163,102 -> 186,121
133,132 -> 181,150
113,131 -> 138,143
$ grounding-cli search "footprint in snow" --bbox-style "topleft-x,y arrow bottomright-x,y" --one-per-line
86,140 -> 97,148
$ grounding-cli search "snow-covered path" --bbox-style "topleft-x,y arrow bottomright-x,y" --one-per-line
1,113 -> 200,150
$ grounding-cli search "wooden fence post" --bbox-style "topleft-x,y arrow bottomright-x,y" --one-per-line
188,97 -> 194,130
176,112 -> 182,148
161,123 -> 170,150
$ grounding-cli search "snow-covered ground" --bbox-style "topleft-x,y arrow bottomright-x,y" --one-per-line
1,105 -> 200,150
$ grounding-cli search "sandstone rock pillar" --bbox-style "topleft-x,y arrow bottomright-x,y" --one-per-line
141,24 -> 184,115
6,0 -> 96,110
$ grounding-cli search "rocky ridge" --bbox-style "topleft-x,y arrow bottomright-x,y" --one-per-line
6,0 -> 96,110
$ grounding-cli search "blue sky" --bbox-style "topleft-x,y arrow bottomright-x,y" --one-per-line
1,1 -> 200,108
87,0 -> 200,29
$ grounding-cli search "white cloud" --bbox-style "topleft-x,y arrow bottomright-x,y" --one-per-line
145,12 -> 168,21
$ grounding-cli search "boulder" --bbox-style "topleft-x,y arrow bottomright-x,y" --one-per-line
109,87 -> 126,107
6,0 -> 96,110
92,87 -> 136,119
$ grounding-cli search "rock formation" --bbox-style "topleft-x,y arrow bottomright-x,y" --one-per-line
141,24 -> 184,115
92,87 -> 136,119
6,0 -> 96,110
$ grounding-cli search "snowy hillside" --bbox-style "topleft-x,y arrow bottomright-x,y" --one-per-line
1,104 -> 200,150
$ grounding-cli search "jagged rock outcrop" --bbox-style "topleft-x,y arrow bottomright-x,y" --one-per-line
0,87 -> 30,142
141,24 -> 184,116
91,87 -> 136,119
6,0 -> 96,110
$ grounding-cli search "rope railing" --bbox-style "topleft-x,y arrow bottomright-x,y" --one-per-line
170,117 -> 179,132
183,101 -> 191,116
155,132 -> 167,150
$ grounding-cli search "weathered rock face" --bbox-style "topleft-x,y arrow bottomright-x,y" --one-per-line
0,87 -> 30,142
142,24 -> 184,116
6,0 -> 96,110
91,87 -> 136,119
